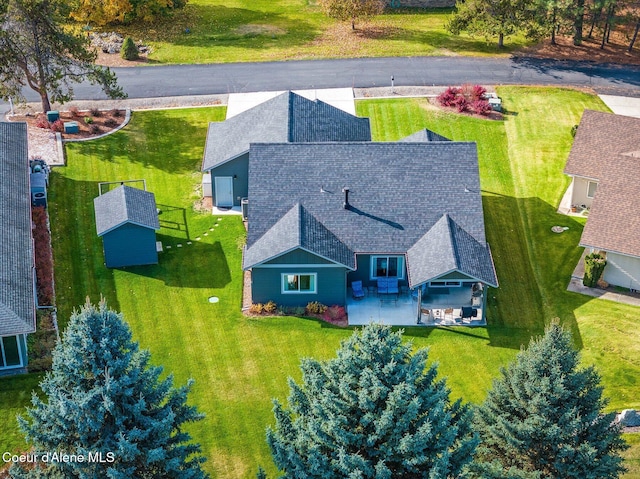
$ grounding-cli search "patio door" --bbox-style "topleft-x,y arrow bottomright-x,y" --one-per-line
214,176 -> 233,207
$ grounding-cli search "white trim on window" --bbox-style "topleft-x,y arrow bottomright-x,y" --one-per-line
586,180 -> 598,199
370,255 -> 405,280
0,335 -> 24,370
281,273 -> 317,294
429,280 -> 462,287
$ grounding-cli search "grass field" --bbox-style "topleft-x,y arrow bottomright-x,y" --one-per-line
0,88 -> 638,477
111,1 -> 530,64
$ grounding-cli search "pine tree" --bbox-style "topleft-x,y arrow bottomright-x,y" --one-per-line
265,323 -> 478,478
121,37 -> 139,60
13,299 -> 208,479
472,322 -> 628,479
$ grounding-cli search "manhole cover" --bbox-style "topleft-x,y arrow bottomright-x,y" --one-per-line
551,226 -> 568,233
208,297 -> 219,303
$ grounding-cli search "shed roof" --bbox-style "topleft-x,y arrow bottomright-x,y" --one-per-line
0,122 -> 36,336
94,185 -> 160,236
201,91 -> 371,171
244,142 -> 496,287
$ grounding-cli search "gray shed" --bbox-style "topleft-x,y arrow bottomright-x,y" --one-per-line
94,185 -> 160,268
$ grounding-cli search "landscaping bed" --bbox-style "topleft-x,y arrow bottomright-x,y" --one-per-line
10,108 -> 126,140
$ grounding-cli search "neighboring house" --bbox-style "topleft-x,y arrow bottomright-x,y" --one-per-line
563,110 -> 640,290
0,122 -> 36,372
201,91 -> 371,208
94,185 -> 161,268
242,141 -> 498,325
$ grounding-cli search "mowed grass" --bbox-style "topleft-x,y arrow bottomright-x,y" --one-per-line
111,1 -> 529,64
1,89 -> 637,476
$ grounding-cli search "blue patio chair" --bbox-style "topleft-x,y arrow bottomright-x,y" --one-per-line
352,281 -> 365,300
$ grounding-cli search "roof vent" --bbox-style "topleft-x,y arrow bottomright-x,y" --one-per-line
342,187 -> 350,209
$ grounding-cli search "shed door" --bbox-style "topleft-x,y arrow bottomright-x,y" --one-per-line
214,177 -> 233,207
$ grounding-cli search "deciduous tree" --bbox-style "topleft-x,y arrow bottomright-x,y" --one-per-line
472,322 -> 628,479
265,323 -> 478,478
0,0 -> 126,112
318,0 -> 385,30
13,299 -> 208,479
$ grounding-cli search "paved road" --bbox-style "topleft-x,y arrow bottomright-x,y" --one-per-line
3,56 -> 640,112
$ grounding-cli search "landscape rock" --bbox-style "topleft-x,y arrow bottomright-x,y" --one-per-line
616,409 -> 640,427
89,32 -> 151,56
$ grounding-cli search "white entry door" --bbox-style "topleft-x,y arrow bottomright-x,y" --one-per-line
214,176 -> 233,207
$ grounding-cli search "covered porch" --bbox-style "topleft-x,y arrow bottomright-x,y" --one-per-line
347,284 -> 486,326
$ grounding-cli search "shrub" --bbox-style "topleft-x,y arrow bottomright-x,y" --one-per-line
571,124 -> 579,137
306,301 -> 328,315
471,99 -> 492,116
89,124 -> 101,134
467,84 -> 487,101
583,253 -> 607,287
287,306 -> 306,316
104,118 -> 118,128
264,300 -> 277,314
437,86 -> 460,107
50,119 -> 64,132
89,107 -> 102,117
322,305 -> 347,324
249,303 -> 264,315
84,116 -> 93,124
452,95 -> 469,113
110,108 -> 123,118
121,37 -> 139,61
35,116 -> 50,129
69,106 -> 80,117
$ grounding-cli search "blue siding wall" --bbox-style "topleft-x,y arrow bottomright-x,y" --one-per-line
251,267 -> 347,306
209,153 -> 249,206
102,224 -> 158,268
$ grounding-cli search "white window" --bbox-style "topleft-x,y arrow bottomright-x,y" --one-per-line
282,273 -> 317,294
370,256 -> 404,279
587,181 -> 597,199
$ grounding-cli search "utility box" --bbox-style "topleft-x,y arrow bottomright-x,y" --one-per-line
202,172 -> 212,197
241,198 -> 249,221
488,97 -> 502,112
46,110 -> 59,122
64,121 -> 79,134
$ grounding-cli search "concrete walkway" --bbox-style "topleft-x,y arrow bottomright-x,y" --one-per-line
599,94 -> 640,118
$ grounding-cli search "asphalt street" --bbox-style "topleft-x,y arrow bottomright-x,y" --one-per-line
3,56 -> 640,114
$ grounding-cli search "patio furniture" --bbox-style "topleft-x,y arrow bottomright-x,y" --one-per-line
461,307 -> 478,319
377,278 -> 399,297
444,307 -> 454,321
351,281 -> 365,300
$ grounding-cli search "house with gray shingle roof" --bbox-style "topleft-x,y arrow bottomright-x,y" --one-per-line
201,91 -> 371,208
243,141 -> 497,325
563,110 -> 640,290
0,122 -> 36,372
94,185 -> 160,268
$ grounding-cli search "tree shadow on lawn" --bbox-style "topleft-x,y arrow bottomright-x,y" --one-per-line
121,239 -> 231,289
166,5 -> 320,49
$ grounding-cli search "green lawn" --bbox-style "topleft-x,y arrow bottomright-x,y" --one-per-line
1,89 -> 639,477
109,2 -> 529,64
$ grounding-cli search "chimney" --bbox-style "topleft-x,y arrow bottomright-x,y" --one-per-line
342,187 -> 350,209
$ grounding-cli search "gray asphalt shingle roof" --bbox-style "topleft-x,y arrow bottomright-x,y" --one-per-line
201,91 -> 371,171
244,142 -> 497,287
94,185 -> 160,236
243,203 -> 355,269
0,122 -> 36,336
400,129 -> 451,143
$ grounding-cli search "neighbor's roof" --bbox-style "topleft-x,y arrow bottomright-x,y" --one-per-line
564,109 -> 640,180
564,110 -> 640,256
244,142 -> 497,287
579,155 -> 640,257
201,91 -> 371,171
94,185 -> 160,236
0,122 -> 36,336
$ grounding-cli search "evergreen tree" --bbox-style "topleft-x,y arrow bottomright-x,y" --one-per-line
265,323 -> 478,478
448,0 -> 523,48
14,299 -> 208,479
0,0 -> 126,112
121,37 -> 139,60
472,322 -> 628,479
